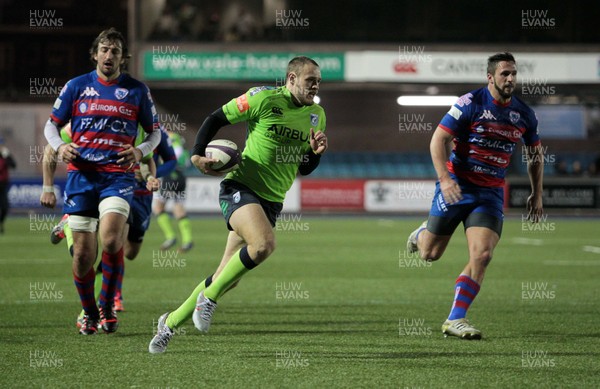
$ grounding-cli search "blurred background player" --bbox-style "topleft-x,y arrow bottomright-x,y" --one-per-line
149,56 -> 328,353
406,52 -> 544,340
0,137 -> 16,234
122,125 -> 177,264
43,28 -> 161,335
152,130 -> 194,252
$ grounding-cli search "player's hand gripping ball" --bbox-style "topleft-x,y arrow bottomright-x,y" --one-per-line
205,139 -> 241,173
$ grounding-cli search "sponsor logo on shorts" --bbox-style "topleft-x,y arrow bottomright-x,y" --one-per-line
436,192 -> 447,212
119,186 -> 133,195
233,191 -> 241,204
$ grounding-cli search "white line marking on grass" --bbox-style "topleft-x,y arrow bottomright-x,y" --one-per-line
0,258 -> 64,265
582,246 -> 600,254
544,260 -> 600,266
511,237 -> 543,246
377,219 -> 395,227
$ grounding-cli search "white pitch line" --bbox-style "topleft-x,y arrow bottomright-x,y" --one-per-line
582,246 -> 600,254
544,260 -> 600,266
511,237 -> 543,246
377,219 -> 395,227
0,258 -> 65,265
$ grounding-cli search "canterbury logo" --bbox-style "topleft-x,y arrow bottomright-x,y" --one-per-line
80,87 -> 100,97
478,110 -> 497,120
271,107 -> 283,115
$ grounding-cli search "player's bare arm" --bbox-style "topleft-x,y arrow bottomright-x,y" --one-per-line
430,126 -> 462,204
525,144 -> 544,222
40,144 -> 58,208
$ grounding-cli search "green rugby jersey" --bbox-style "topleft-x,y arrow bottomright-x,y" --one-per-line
222,86 -> 326,203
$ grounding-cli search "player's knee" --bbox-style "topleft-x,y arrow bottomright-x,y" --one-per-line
418,240 -> 445,261
72,253 -> 95,277
99,197 -> 129,253
124,240 -> 141,260
101,229 -> 123,253
102,238 -> 122,254
73,266 -> 89,279
250,238 -> 276,262
472,250 -> 493,267
125,247 -> 139,260
420,247 -> 443,261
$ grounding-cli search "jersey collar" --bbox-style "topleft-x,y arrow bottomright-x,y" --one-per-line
95,70 -> 124,86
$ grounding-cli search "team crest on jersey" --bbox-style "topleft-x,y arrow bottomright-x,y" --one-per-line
310,114 -> 319,126
78,102 -> 88,113
80,87 -> 100,97
509,111 -> 520,124
115,88 -> 129,100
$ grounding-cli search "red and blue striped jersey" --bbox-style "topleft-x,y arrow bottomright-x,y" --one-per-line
439,87 -> 540,187
50,70 -> 159,173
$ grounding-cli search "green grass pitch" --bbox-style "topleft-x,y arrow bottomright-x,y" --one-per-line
1,215 -> 599,388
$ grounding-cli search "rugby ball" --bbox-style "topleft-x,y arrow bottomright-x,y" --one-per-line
205,139 -> 241,173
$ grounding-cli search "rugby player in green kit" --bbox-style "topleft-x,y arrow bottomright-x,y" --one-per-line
149,56 -> 328,353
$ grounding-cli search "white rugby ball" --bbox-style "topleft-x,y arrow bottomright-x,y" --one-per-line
205,139 -> 241,173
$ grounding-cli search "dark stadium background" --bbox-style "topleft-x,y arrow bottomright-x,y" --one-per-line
1,0 -> 599,210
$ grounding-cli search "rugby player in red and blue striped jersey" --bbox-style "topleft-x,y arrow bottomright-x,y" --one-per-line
44,28 -> 161,335
407,52 -> 544,339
